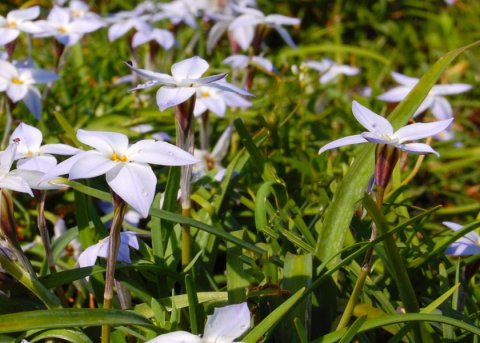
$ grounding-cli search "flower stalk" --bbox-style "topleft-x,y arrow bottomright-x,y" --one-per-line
101,192 -> 128,343
176,95 -> 196,269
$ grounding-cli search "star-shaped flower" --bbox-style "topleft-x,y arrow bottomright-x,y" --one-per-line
443,222 -> 480,256
131,24 -> 175,50
319,101 -> 453,156
194,83 -> 251,117
304,59 -> 360,84
193,125 -> 234,181
146,302 -> 250,343
78,231 -> 139,268
35,6 -> 104,46
377,72 -> 472,120
222,54 -> 273,73
0,6 -> 42,46
128,56 -> 252,111
229,7 -> 300,49
0,60 -> 58,119
43,130 -> 199,217
10,122 -> 79,173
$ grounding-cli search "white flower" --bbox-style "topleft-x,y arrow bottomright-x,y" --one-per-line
10,122 -> 79,173
147,302 -> 250,343
194,125 -> 233,181
35,6 -> 104,46
128,56 -> 252,111
222,54 -> 273,73
43,130 -> 199,217
304,59 -> 360,84
78,231 -> 139,268
0,60 -> 57,119
0,143 -> 33,196
152,1 -> 198,29
229,7 -> 300,49
107,14 -> 151,42
131,24 -> 175,50
318,100 -> 453,156
0,6 -> 42,45
8,122 -> 79,190
443,222 -> 480,256
377,72 -> 472,120
194,83 -> 251,117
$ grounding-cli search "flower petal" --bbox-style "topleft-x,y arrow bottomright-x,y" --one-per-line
191,73 -> 227,85
108,21 -> 134,41
229,14 -> 262,31
40,143 -> 80,155
352,101 -> 393,134
377,86 -> 412,102
17,155 -> 58,173
272,24 -> 297,48
361,132 -> 393,144
128,140 -> 199,166
203,303 -> 251,342
430,96 -> 453,120
209,80 -> 253,97
22,87 -> 42,119
77,129 -> 129,155
432,83 -> 472,95
106,163 -> 156,218
0,174 -> 33,196
211,125 -> 233,160
391,72 -> 419,87
397,142 -> 439,156
318,134 -> 367,154
0,28 -> 20,45
120,231 -> 139,250
10,122 -> 42,155
78,241 -> 103,268
146,331 -> 202,343
125,63 -> 175,85
171,56 -> 209,80
222,55 -> 249,69
207,21 -> 228,54
23,68 -> 58,84
68,151 -> 116,179
7,83 -> 28,102
443,221 -> 463,231
200,95 -> 227,117
266,14 -> 300,26
8,6 -> 40,21
413,96 -> 435,117
156,86 -> 196,111
395,118 -> 453,142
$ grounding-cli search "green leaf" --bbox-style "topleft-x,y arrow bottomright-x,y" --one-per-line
315,40 -> 480,266
312,313 -> 480,343
28,329 -> 93,343
243,288 -> 305,343
0,309 -> 153,333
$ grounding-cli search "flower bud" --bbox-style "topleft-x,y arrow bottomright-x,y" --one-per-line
375,144 -> 400,189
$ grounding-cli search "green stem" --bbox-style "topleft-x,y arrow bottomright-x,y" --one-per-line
101,193 -> 127,343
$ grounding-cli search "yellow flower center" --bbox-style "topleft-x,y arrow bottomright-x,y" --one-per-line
11,78 -> 23,85
201,91 -> 210,98
7,21 -> 17,28
58,26 -> 68,33
112,152 -> 128,162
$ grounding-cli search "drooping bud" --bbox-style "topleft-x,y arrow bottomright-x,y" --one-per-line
375,143 -> 400,189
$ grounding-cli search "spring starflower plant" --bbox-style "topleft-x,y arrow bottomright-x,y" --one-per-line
128,56 -> 252,111
318,101 -> 453,156
147,302 -> 251,343
44,129 -> 199,217
377,72 -> 472,119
